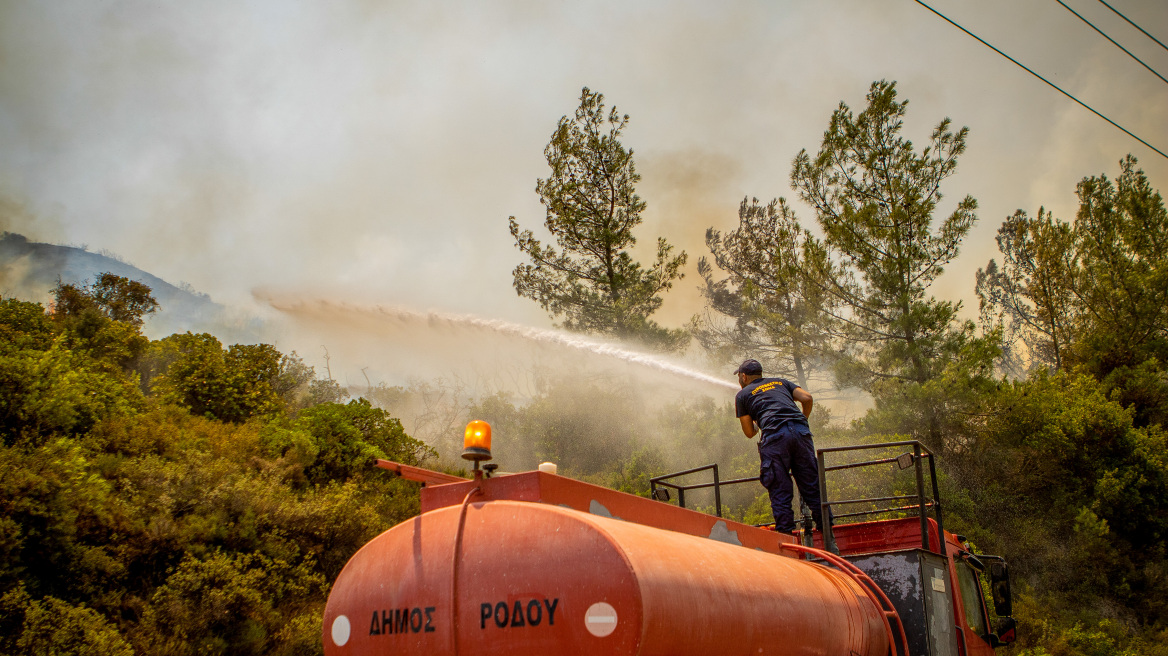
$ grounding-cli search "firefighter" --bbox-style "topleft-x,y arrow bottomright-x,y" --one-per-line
734,359 -> 824,533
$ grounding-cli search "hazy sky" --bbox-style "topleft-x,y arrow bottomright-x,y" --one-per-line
2,0 -> 1166,360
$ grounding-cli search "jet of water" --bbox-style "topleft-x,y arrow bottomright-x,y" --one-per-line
266,297 -> 738,391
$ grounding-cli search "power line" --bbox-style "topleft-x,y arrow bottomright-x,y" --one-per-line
1096,0 -> 1168,54
910,0 -> 1167,161
1056,0 -> 1168,86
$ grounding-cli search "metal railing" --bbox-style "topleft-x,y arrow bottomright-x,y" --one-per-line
649,464 -> 760,518
817,440 -> 946,556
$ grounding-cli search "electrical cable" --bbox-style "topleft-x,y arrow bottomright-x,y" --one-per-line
1056,0 -> 1168,86
910,0 -> 1167,161
1096,0 -> 1168,54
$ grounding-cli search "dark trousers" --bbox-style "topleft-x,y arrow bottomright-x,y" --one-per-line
758,421 -> 823,533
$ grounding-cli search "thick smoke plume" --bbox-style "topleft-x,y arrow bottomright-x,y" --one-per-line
3,1 -> 1164,328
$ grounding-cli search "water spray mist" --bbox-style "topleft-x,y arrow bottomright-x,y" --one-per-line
266,298 -> 737,391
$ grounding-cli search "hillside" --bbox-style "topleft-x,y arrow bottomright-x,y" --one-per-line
0,232 -> 260,342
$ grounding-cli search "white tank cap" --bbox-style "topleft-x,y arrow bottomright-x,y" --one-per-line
538,462 -> 558,475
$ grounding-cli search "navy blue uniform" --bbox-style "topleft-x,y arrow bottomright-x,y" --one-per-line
735,378 -> 823,533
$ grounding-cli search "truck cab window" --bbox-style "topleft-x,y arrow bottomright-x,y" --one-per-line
956,562 -> 989,637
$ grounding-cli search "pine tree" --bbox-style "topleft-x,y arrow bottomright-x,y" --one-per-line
791,80 -> 980,390
975,208 -> 1078,374
509,88 -> 688,352
693,197 -> 837,389
790,80 -> 993,451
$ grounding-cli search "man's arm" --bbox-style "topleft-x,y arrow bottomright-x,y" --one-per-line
739,415 -> 757,438
792,387 -> 813,418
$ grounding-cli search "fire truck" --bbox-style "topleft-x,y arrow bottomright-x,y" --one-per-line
322,421 -> 1017,655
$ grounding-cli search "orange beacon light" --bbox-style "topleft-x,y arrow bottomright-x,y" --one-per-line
462,420 -> 492,462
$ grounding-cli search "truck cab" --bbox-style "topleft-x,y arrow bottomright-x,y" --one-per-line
822,517 -> 1015,656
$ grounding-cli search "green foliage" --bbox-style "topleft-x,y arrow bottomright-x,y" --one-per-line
509,87 -> 689,352
262,399 -> 433,486
2,296 -> 146,443
1073,156 -> 1168,376
948,370 -> 1168,625
0,340 -> 143,445
271,352 -> 350,412
738,491 -> 776,526
791,80 -> 981,393
694,197 -> 838,388
0,290 -> 428,656
53,273 -> 159,327
137,551 -> 324,656
584,447 -> 667,497
0,399 -> 421,655
964,157 -> 1168,651
0,297 -> 54,352
1,584 -> 134,656
978,156 -> 1168,387
976,207 -> 1078,373
467,376 -> 651,475
304,378 -> 349,406
0,437 -> 140,617
858,329 -> 998,449
1009,583 -> 1168,656
50,274 -> 156,370
145,334 -> 284,423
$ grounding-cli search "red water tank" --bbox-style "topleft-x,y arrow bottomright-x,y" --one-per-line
323,499 -> 889,655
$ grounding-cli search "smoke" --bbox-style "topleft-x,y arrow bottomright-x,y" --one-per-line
3,0 -> 1164,326
1,196 -> 38,237
635,148 -> 745,326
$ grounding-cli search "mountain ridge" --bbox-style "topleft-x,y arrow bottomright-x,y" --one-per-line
1,231 -> 261,342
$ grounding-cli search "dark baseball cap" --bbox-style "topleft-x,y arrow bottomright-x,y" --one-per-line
734,359 -> 763,375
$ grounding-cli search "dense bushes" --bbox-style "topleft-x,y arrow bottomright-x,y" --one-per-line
0,282 -> 428,655
3,234 -> 1166,655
